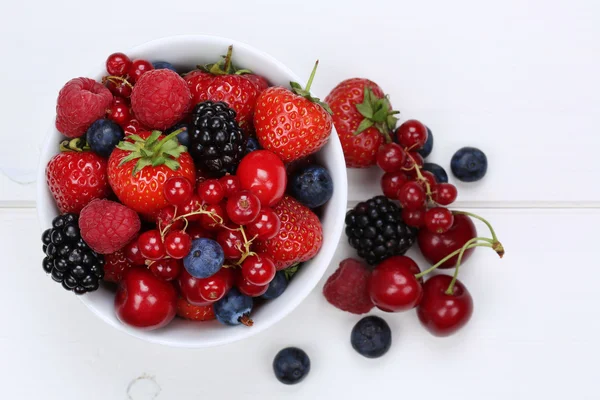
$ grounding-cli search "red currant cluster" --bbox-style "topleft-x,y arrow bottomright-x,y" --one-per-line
378,119 -> 458,234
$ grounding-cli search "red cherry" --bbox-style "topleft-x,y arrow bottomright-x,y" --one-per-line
163,177 -> 193,207
237,150 -> 287,206
138,230 -> 166,261
381,171 -> 409,199
115,267 -> 177,330
397,181 -> 426,210
198,179 -> 225,205
245,207 -> 281,240
434,183 -> 458,206
376,143 -> 406,172
187,223 -> 214,240
180,195 -> 202,222
164,230 -> 192,259
128,59 -> 154,83
424,207 -> 454,234
368,256 -> 423,312
124,237 -> 145,266
105,79 -> 133,98
106,101 -> 131,127
396,120 -> 428,150
106,52 -> 132,76
199,203 -> 228,230
149,258 -> 182,281
402,207 -> 426,228
226,190 -> 261,225
241,254 -> 276,286
178,268 -> 232,305
219,175 -> 241,197
417,274 -> 473,337
156,206 -> 184,231
236,274 -> 268,297
418,214 -> 477,269
216,229 -> 244,261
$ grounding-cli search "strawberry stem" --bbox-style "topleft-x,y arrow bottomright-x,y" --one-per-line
305,60 -> 319,93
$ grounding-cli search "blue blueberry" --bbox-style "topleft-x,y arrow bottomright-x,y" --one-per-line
245,137 -> 261,155
451,146 -> 487,182
214,288 -> 253,326
183,238 -> 224,278
423,162 -> 448,184
351,316 -> 392,358
273,347 -> 310,385
417,126 -> 434,159
261,271 -> 288,300
165,122 -> 190,147
86,119 -> 124,158
152,61 -> 176,72
289,165 -> 333,208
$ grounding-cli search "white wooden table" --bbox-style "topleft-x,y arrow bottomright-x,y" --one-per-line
2,1 -> 599,399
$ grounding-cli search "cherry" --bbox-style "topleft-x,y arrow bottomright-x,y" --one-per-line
128,59 -> 154,83
124,237 -> 145,266
397,181 -> 426,210
199,203 -> 228,230
417,274 -> 473,337
424,207 -> 454,234
236,274 -> 268,297
402,207 -> 426,228
241,254 -> 276,286
245,207 -> 281,240
434,183 -> 458,206
216,229 -> 245,261
105,78 -> 132,98
418,213 -> 477,269
180,195 -> 202,222
198,179 -> 225,205
226,190 -> 261,225
164,230 -> 192,259
156,206 -> 184,231
149,258 -> 182,281
237,150 -> 287,206
396,120 -> 428,150
380,171 -> 409,199
106,52 -> 132,76
163,177 -> 193,207
106,101 -> 131,127
219,175 -> 241,197
368,256 -> 423,312
376,143 -> 406,172
138,230 -> 166,261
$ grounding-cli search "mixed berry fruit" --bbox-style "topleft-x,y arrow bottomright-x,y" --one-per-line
43,47 -> 334,331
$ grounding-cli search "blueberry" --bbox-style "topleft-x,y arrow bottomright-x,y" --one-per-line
451,146 -> 487,182
351,316 -> 392,358
183,238 -> 224,278
166,122 -> 190,147
423,162 -> 448,183
86,119 -> 124,158
289,165 -> 333,208
261,271 -> 288,300
152,61 -> 176,72
214,288 -> 253,326
417,126 -> 434,158
273,347 -> 310,385
245,137 -> 261,155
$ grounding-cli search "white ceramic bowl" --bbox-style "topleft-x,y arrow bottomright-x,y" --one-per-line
37,35 -> 347,348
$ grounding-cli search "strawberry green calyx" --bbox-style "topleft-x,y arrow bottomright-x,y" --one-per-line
197,45 -> 254,76
116,129 -> 187,175
290,60 -> 333,115
354,88 -> 399,143
59,138 -> 90,152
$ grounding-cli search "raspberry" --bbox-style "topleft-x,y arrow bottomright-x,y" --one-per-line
323,258 -> 374,314
131,69 -> 191,130
79,199 -> 141,254
103,249 -> 133,283
55,77 -> 113,138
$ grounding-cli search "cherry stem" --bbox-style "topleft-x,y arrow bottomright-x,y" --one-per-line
304,60 -> 319,92
445,237 -> 480,295
453,211 -> 498,242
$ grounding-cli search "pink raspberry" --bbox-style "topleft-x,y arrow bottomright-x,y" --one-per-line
55,77 -> 113,138
323,258 -> 374,314
131,69 -> 191,130
79,199 -> 141,254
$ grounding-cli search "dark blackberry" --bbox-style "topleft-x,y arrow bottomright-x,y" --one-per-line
345,196 -> 417,265
41,213 -> 104,294
189,101 -> 245,176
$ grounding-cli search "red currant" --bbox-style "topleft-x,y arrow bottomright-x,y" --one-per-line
112,97 -> 127,105
105,79 -> 132,98
156,206 -> 184,231
199,268 -> 233,302
236,275 -> 268,297
124,118 -> 144,135
434,183 -> 458,206
400,152 -> 424,173
106,52 -> 132,76
149,258 -> 182,281
241,254 -> 276,286
187,223 -> 214,240
424,207 -> 454,234
376,143 -> 406,172
138,230 -> 166,261
106,102 -> 131,127
198,179 -> 225,205
398,181 -> 426,210
163,177 -> 193,207
396,120 -> 428,150
381,171 -> 409,199
128,59 -> 154,83
219,175 -> 240,197
368,256 -> 423,312
164,230 -> 192,259
402,207 -> 426,228
418,171 -> 437,192
124,237 -> 145,265
199,203 -> 228,230
180,195 -> 203,222
245,208 -> 281,240
216,229 -> 244,261
226,190 -> 261,225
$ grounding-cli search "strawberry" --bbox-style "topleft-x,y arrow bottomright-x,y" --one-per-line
176,297 -> 216,321
45,139 -> 110,214
325,78 -> 399,168
253,62 -> 333,163
107,130 -> 195,219
254,195 -> 323,270
103,249 -> 134,283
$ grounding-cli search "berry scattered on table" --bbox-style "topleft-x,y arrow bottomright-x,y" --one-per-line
451,146 -> 488,182
323,258 -> 373,314
273,347 -> 311,385
350,316 -> 392,358
289,165 -> 333,209
368,256 -> 423,312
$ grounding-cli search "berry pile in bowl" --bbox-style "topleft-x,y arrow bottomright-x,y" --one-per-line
36,35 -> 347,347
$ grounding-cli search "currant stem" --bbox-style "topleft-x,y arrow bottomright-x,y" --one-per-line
405,152 -> 433,199
445,237 -> 480,295
414,238 -> 493,279
304,60 -> 319,92
103,75 -> 133,88
453,211 -> 498,242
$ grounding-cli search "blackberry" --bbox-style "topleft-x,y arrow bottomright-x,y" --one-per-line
345,196 -> 417,265
189,101 -> 245,176
42,213 -> 104,294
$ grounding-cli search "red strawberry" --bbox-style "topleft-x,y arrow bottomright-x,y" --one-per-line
325,78 -> 399,168
243,74 -> 270,93
108,130 -> 195,219
45,142 -> 110,214
184,46 -> 259,133
323,258 -> 374,314
254,195 -> 323,270
176,297 -> 216,321
103,249 -> 134,283
253,62 -> 333,163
